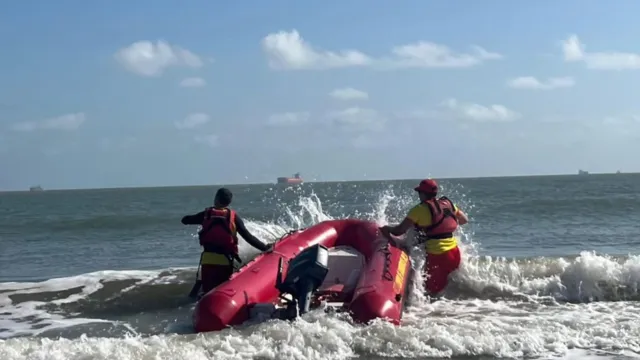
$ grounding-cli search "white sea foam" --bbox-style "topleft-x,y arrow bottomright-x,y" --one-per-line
1,186 -> 639,359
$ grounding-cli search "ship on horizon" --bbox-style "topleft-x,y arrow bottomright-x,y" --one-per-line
277,172 -> 303,185
578,169 -> 589,175
29,185 -> 43,192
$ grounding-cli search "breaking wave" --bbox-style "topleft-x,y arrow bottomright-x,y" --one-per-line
1,184 -> 639,359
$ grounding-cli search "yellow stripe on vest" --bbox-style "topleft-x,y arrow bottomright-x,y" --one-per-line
425,236 -> 458,255
201,251 -> 231,266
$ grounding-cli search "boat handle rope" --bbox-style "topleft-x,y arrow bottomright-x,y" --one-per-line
380,243 -> 394,281
277,228 -> 305,242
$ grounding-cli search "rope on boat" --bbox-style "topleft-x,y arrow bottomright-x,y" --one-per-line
276,228 -> 305,243
380,243 -> 394,281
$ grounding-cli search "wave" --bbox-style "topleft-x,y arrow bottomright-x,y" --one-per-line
1,252 -> 639,332
1,185 -> 639,359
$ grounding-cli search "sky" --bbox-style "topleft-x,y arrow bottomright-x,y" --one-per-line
1,0 -> 640,190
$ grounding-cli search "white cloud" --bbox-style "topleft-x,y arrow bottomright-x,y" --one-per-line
115,40 -> 204,77
562,35 -> 585,62
262,29 -> 501,70
507,76 -> 575,90
11,113 -> 86,132
442,98 -> 520,122
267,112 -> 310,126
379,43 -> 502,69
329,88 -> 369,101
261,30 -> 371,70
195,134 -> 218,147
179,77 -> 206,87
562,34 -> 640,70
326,107 -> 386,131
174,113 -> 210,129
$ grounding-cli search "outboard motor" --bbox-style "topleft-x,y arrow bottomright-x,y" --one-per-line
276,244 -> 329,319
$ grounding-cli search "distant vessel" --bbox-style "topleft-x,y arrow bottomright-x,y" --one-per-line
29,185 -> 43,192
277,172 -> 303,185
616,170 -> 622,174
578,170 -> 589,175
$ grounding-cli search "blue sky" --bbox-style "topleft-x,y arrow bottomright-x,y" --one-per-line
1,0 -> 640,190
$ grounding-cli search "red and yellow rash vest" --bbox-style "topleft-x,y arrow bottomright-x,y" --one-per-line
406,196 -> 460,255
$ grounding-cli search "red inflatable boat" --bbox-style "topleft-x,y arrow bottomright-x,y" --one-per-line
192,219 -> 413,333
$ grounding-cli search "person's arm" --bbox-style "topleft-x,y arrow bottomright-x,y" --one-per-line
234,215 -> 270,251
181,211 -> 205,225
386,217 -> 415,236
453,204 -> 469,225
380,206 -> 419,237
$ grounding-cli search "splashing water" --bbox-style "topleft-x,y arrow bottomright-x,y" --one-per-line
1,184 -> 639,360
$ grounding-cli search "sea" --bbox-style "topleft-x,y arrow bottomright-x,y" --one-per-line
1,174 -> 639,360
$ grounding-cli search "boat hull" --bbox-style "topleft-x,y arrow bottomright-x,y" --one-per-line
192,219 -> 412,332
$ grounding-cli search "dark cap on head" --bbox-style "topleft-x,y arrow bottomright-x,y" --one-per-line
214,187 -> 233,207
414,179 -> 438,194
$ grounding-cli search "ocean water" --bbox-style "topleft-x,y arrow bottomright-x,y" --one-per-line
0,174 -> 639,360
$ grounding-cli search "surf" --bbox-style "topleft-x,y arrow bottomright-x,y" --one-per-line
1,185 -> 639,359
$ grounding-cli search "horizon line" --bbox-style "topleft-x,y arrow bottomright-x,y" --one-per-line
3,171 -> 636,193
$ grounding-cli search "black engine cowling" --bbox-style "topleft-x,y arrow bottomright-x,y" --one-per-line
275,244 -> 329,318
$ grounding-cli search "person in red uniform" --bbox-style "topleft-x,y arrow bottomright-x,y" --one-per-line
380,179 -> 469,297
181,187 -> 271,295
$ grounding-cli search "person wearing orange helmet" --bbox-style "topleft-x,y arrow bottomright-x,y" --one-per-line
380,178 -> 469,297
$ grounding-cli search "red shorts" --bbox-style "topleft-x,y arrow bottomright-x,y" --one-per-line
424,246 -> 461,295
200,264 -> 233,294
